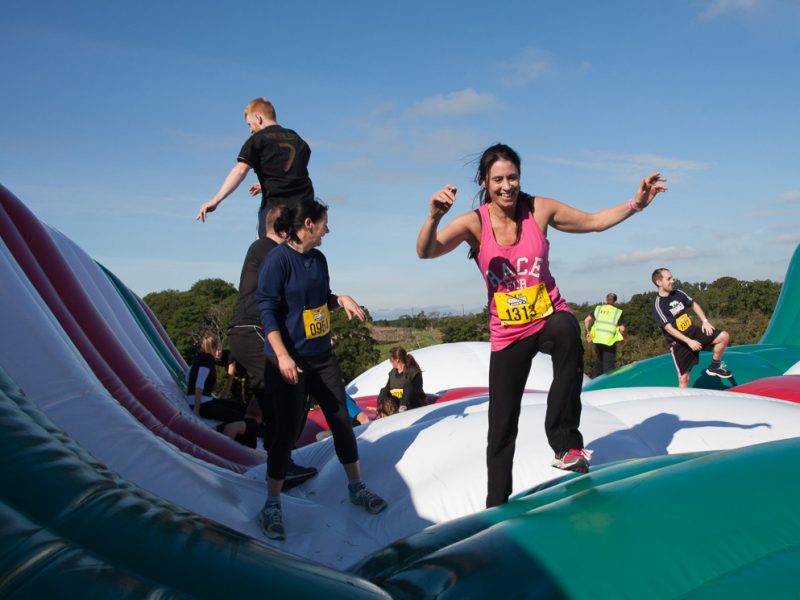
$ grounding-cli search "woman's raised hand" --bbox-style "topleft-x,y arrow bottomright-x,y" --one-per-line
430,185 -> 458,220
633,173 -> 668,210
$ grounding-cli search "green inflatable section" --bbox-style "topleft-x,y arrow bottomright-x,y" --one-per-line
0,367 -> 389,599
585,344 -> 800,391
760,245 -> 800,346
97,262 -> 187,388
585,244 -> 800,392
355,440 -> 800,599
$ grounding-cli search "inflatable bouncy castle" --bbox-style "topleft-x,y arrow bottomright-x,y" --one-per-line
2,183 -> 800,598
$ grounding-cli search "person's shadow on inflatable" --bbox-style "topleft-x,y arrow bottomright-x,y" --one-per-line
692,371 -> 739,390
588,412 -> 770,464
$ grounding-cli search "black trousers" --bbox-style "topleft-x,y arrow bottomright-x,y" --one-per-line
486,311 -> 585,507
228,325 -> 276,451
593,343 -> 617,377
198,398 -> 246,422
264,351 -> 358,481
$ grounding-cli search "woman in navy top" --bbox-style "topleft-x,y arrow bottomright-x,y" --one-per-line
255,197 -> 387,540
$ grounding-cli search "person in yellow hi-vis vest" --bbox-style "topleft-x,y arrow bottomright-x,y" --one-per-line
584,293 -> 626,377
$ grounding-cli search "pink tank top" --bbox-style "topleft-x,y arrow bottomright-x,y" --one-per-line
474,198 -> 571,351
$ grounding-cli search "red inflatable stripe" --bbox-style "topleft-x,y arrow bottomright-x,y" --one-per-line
0,185 -> 263,470
728,375 -> 800,404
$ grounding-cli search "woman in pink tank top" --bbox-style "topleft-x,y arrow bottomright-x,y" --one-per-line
416,144 -> 667,507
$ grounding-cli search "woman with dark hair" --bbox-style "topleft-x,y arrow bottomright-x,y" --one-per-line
376,346 -> 426,416
256,197 -> 387,540
416,143 -> 667,507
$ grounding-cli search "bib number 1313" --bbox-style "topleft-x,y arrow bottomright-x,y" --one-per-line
494,282 -> 553,326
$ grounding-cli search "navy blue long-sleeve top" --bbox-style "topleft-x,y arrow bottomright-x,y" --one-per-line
257,243 -> 337,358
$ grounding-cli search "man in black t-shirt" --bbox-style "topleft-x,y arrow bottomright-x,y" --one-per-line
196,97 -> 315,237
651,268 -> 733,387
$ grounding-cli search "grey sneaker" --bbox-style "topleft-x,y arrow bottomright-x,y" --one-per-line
705,362 -> 733,378
349,483 -> 388,514
257,503 -> 285,540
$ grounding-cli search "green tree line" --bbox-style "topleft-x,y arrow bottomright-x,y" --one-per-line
145,276 -> 781,387
144,279 -> 379,384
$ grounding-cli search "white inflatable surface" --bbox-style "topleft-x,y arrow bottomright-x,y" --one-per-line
46,225 -> 189,412
272,386 -> 800,568
4,221 -> 800,573
347,341 -> 589,397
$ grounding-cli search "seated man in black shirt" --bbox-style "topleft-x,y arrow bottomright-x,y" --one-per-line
651,268 -> 733,387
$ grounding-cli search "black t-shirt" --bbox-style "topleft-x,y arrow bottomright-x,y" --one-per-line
651,289 -> 696,344
230,237 -> 279,327
384,366 -> 426,408
186,352 -> 217,396
237,125 -> 314,209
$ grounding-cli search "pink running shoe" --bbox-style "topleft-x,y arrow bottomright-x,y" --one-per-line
552,448 -> 591,473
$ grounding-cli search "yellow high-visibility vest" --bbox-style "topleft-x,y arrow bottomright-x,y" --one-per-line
590,304 -> 623,346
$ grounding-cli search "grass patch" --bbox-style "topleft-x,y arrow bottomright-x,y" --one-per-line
373,327 -> 443,359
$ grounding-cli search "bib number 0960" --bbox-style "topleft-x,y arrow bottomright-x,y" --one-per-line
302,304 -> 331,339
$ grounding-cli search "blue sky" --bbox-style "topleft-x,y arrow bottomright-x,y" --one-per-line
2,0 -> 798,319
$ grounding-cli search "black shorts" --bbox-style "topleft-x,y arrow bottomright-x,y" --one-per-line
215,417 -> 259,449
670,328 -> 723,375
261,192 -> 313,212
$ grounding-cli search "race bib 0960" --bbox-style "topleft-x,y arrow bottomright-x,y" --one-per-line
303,304 -> 330,339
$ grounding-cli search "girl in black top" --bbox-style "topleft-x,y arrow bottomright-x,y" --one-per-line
376,347 -> 426,416
185,333 -> 246,422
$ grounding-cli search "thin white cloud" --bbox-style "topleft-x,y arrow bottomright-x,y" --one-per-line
590,151 -> 710,173
780,190 -> 800,203
530,150 -> 710,181
614,246 -> 701,265
368,101 -> 398,117
572,246 -> 703,274
497,47 -> 553,86
697,0 -> 760,21
405,89 -> 501,119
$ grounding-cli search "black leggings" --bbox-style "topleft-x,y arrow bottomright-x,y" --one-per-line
486,311 -> 585,507
228,325 -> 276,451
264,351 -> 358,480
